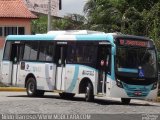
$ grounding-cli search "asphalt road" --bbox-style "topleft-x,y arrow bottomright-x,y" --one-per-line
0,92 -> 160,120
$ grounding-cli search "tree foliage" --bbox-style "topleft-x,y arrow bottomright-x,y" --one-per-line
84,0 -> 160,51
53,14 -> 86,30
31,14 -> 85,34
31,15 -> 47,34
125,0 -> 159,12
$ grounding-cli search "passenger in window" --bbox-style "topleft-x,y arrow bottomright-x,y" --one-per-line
142,52 -> 155,78
76,51 -> 82,63
68,48 -> 76,63
46,55 -> 52,61
77,55 -> 82,63
118,52 -> 127,68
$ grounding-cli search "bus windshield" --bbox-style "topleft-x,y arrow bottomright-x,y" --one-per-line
116,46 -> 157,78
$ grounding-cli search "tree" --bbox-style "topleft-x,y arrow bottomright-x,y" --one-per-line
108,0 -> 128,13
84,0 -> 160,36
31,14 -> 86,33
125,0 -> 159,12
144,2 -> 160,50
121,7 -> 146,35
84,0 -> 122,32
31,15 -> 47,34
53,14 -> 86,30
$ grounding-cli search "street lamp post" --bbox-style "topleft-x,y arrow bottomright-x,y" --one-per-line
48,0 -> 51,31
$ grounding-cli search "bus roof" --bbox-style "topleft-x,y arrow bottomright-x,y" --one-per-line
6,32 -> 114,42
6,30 -> 152,43
47,30 -> 105,35
114,34 -> 152,42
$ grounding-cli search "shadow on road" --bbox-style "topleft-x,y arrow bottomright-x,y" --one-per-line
7,94 -> 158,107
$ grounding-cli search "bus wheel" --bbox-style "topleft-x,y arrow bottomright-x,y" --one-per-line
26,77 -> 44,97
121,98 -> 131,104
26,77 -> 37,97
36,90 -> 45,97
85,82 -> 94,102
59,93 -> 75,99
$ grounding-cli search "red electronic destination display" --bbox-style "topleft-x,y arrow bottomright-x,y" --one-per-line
119,39 -> 148,47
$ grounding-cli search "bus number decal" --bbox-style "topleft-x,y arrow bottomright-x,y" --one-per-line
82,70 -> 94,76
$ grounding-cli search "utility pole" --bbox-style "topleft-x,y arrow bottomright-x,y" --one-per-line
48,0 -> 51,31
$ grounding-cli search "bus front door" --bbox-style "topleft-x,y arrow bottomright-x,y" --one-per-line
55,45 -> 67,91
2,43 -> 22,86
10,44 -> 22,86
97,45 -> 111,95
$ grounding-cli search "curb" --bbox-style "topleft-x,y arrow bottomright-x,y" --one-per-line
0,87 -> 26,92
156,97 -> 160,102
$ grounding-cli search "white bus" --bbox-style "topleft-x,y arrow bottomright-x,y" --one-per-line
1,30 -> 158,104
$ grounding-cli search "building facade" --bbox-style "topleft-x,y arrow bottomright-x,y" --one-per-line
23,0 -> 58,16
0,0 -> 37,59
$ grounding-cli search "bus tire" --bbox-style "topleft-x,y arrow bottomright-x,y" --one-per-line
59,93 -> 75,99
26,77 -> 44,97
121,98 -> 131,104
36,90 -> 45,97
85,82 -> 94,102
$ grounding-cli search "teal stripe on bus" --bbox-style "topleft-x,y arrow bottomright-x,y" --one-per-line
6,34 -> 115,43
76,34 -> 114,42
76,34 -> 107,40
6,35 -> 56,41
66,65 -> 79,92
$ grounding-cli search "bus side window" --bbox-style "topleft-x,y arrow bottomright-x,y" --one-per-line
45,42 -> 54,62
55,46 -> 61,65
67,45 -> 76,64
97,46 -> 111,74
19,44 -> 25,61
103,47 -> 111,74
3,41 -> 12,60
106,48 -> 111,74
67,45 -> 97,65
23,41 -> 38,61
38,41 -> 54,62
10,44 -> 18,63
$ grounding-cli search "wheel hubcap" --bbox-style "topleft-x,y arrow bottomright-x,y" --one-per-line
85,86 -> 89,99
28,82 -> 34,94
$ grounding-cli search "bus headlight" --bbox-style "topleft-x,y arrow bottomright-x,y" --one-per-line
151,82 -> 157,90
116,79 -> 123,88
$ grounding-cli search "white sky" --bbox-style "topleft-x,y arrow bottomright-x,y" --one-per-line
58,0 -> 88,16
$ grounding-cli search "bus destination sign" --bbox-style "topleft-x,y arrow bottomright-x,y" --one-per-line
119,39 -> 148,47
